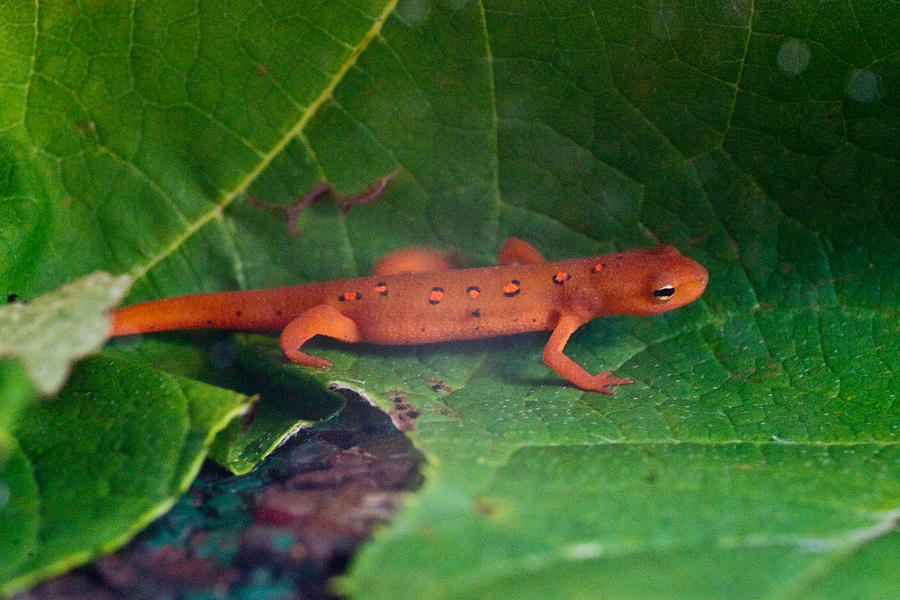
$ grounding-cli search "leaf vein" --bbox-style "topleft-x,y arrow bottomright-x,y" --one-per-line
477,0 -> 502,231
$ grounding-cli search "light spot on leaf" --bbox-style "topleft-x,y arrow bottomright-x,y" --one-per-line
846,69 -> 881,103
776,39 -> 811,76
397,0 -> 431,26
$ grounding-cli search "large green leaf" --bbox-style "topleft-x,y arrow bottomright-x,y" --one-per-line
0,355 -> 252,595
0,0 -> 897,598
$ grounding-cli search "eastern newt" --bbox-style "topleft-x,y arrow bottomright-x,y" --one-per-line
109,238 -> 708,394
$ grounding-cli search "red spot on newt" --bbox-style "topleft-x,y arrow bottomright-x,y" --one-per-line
552,271 -> 570,285
502,280 -> 521,297
428,287 -> 444,305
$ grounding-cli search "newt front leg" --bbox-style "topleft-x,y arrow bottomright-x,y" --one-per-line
279,305 -> 362,368
542,312 -> 634,394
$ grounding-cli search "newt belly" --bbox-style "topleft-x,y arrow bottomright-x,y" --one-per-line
110,238 -> 708,394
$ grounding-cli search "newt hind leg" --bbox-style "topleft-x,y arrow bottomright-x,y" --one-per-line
372,247 -> 453,275
498,237 -> 548,265
374,237 -> 545,276
280,305 -> 362,368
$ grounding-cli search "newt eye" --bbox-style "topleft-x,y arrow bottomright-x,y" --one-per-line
652,285 -> 675,302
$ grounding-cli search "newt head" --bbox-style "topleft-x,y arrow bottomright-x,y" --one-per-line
595,244 -> 708,316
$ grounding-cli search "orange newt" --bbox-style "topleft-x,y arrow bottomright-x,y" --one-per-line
110,238 -> 708,394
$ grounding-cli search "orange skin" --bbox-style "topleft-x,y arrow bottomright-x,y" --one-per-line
110,238 -> 708,394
